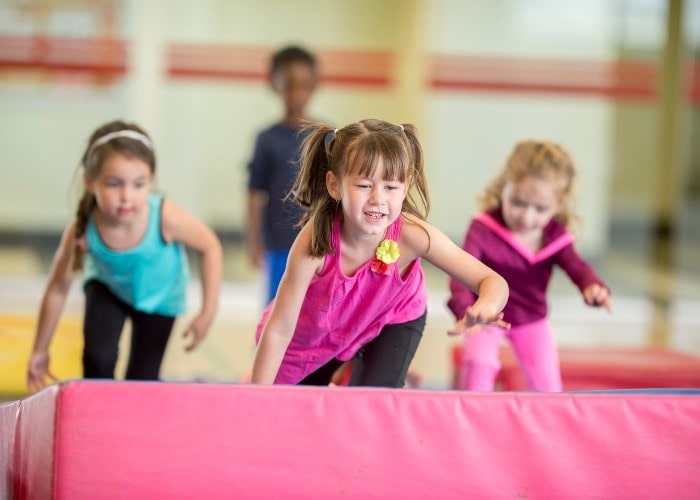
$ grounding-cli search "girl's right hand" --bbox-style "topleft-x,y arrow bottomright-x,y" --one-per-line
27,351 -> 58,393
182,312 -> 214,351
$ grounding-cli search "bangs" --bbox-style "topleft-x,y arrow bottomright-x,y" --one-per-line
343,133 -> 411,182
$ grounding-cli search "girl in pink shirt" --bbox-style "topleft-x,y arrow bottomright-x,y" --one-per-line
448,140 -> 611,392
252,119 -> 510,387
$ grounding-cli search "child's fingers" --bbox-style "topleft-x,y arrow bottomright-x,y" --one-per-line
182,324 -> 203,351
447,317 -> 467,336
449,313 -> 510,336
46,369 -> 59,384
27,376 -> 42,394
586,286 -> 612,313
491,318 -> 512,330
27,371 -> 55,394
184,332 -> 201,351
467,310 -> 509,329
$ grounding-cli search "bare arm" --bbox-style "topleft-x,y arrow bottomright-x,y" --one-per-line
400,215 -> 509,333
27,222 -> 78,393
556,244 -> 612,313
246,190 -> 265,268
250,223 -> 321,384
162,199 -> 223,351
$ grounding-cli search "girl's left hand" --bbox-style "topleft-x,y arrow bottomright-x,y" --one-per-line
182,314 -> 212,351
583,284 -> 612,313
447,306 -> 511,336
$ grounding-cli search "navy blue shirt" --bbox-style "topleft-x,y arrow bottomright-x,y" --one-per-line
247,123 -> 307,250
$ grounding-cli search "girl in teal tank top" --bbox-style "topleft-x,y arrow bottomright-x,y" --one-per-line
27,120 -> 223,392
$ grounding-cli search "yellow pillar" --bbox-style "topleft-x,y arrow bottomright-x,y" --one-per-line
649,0 -> 687,346
392,0 -> 428,132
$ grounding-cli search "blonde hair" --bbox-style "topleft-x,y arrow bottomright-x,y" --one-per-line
290,119 -> 430,257
480,140 -> 578,227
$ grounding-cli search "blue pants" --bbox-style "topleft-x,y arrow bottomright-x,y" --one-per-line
265,249 -> 290,304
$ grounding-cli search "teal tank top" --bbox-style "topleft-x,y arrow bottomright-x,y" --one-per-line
83,193 -> 190,316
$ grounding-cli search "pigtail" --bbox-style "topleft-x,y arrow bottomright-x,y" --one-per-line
290,121 -> 339,257
400,123 -> 430,220
72,191 -> 96,271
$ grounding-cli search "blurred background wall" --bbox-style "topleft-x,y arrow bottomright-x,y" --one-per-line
0,0 -> 698,390
0,0 -> 697,270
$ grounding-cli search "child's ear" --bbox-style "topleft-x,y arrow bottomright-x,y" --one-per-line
326,171 -> 340,201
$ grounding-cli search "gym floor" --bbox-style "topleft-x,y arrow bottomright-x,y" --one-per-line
1,220 -> 699,399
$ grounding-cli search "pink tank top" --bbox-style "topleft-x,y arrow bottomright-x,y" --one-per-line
256,215 -> 427,384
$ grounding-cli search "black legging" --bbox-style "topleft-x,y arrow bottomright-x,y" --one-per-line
82,280 -> 175,380
299,310 -> 427,388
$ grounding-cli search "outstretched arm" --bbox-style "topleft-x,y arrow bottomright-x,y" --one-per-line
557,244 -> 612,313
162,199 -> 223,351
251,224 -> 321,384
27,222 -> 77,393
401,216 -> 509,335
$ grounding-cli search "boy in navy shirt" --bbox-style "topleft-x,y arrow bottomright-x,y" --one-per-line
246,46 -> 318,304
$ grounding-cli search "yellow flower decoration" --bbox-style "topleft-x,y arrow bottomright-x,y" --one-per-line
375,239 -> 400,265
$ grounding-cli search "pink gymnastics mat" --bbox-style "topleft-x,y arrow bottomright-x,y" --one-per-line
2,380 -> 699,498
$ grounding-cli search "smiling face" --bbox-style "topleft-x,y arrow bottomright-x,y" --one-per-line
500,174 -> 562,239
327,157 -> 408,238
85,152 -> 153,225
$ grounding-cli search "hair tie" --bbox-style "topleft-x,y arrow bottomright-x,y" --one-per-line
85,130 -> 153,167
324,129 -> 338,155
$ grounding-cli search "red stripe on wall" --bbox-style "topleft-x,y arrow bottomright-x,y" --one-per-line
1,36 -> 698,104
167,44 -> 394,87
166,44 -> 268,81
428,55 -> 659,101
317,50 -> 393,86
0,35 -> 127,77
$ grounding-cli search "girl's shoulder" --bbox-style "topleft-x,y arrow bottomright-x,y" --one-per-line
397,213 -> 434,258
51,219 -> 80,271
159,197 -> 190,243
398,212 -> 430,237
65,218 -> 79,235
289,221 -> 326,275
59,219 -> 80,251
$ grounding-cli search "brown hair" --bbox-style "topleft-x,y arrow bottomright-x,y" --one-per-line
72,120 -> 155,270
290,119 -> 430,257
480,140 -> 578,227
270,45 -> 316,76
